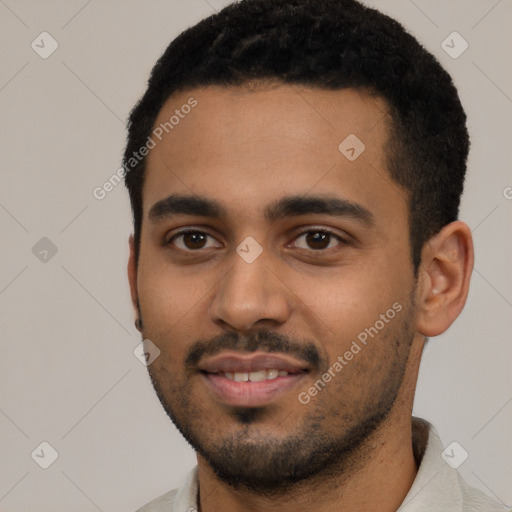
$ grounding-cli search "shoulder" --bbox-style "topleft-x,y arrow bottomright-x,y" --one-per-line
133,466 -> 198,512
402,418 -> 509,512
134,488 -> 178,512
456,473 -> 509,511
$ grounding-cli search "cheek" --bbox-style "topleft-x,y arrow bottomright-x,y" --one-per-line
136,273 -> 204,372
137,258 -> 204,325
292,267 -> 403,345
296,302 -> 413,420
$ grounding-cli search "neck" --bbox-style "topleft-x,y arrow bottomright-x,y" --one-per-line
196,340 -> 424,512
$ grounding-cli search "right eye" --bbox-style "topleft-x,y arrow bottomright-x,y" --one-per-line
165,230 -> 222,251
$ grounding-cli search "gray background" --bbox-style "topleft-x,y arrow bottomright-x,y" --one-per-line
1,0 -> 511,510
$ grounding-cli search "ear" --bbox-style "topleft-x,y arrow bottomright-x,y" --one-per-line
128,235 -> 141,332
416,221 -> 474,337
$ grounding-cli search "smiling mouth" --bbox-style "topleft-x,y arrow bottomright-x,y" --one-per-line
197,351 -> 311,374
213,369 -> 292,382
197,351 -> 311,407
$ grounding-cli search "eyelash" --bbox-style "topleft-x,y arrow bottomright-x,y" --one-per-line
165,229 -> 220,250
164,227 -> 349,253
293,230 -> 348,251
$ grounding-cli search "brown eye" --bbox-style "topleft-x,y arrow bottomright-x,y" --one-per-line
293,230 -> 344,251
167,230 -> 221,251
182,232 -> 207,249
306,231 -> 330,249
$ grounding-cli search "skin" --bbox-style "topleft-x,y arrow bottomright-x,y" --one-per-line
128,83 -> 474,512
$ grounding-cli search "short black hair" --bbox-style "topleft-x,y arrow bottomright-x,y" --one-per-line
124,0 -> 469,272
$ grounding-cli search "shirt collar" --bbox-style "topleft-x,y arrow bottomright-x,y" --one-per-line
171,418 -> 469,512
398,417 -> 462,511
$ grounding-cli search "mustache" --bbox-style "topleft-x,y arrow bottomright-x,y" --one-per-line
185,329 -> 321,370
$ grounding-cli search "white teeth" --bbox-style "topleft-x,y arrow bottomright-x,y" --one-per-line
248,370 -> 267,382
266,369 -> 279,380
222,369 -> 289,381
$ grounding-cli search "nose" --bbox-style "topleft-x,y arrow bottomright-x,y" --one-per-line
209,249 -> 291,332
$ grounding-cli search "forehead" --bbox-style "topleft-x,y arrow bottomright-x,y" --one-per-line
142,84 -> 406,226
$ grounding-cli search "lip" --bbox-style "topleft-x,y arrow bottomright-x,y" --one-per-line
201,372 -> 306,407
197,351 -> 310,374
197,351 -> 310,407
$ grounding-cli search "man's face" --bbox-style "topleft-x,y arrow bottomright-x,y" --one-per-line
132,84 -> 419,490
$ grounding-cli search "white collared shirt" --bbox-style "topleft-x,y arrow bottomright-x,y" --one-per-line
135,418 -> 508,512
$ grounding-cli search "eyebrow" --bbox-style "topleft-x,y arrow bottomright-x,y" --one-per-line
148,193 -> 374,226
149,194 -> 223,220
265,195 -> 374,225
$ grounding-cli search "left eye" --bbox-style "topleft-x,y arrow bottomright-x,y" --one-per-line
168,231 -> 221,250
292,230 -> 344,250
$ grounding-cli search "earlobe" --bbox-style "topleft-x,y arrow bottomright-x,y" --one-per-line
127,235 -> 141,332
416,221 -> 474,337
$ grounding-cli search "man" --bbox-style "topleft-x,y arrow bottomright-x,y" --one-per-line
124,0 -> 507,510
